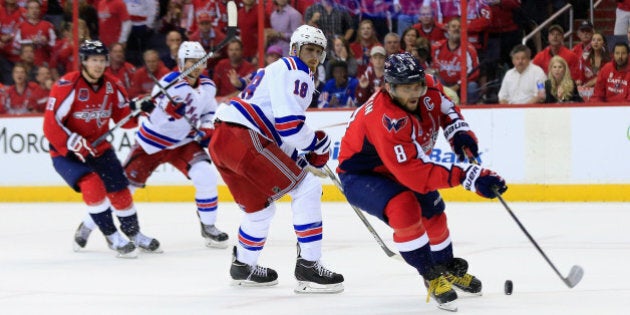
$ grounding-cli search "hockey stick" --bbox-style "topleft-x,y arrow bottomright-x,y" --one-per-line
93,1 -> 238,147
491,187 -> 584,288
322,165 -> 401,260
466,151 -> 584,288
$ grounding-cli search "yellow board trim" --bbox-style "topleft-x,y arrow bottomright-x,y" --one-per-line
1,185 -> 629,202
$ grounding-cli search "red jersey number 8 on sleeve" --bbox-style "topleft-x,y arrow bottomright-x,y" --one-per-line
394,144 -> 407,163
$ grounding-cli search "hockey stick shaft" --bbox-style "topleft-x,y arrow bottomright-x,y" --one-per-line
92,1 -> 238,147
323,165 -> 401,259
466,151 -> 583,288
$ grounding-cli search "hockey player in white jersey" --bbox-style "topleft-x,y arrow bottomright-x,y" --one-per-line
208,25 -> 344,293
73,41 -> 229,250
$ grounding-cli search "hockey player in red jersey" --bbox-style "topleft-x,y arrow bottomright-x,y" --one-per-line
209,25 -> 344,292
43,40 -> 159,258
336,53 -> 507,311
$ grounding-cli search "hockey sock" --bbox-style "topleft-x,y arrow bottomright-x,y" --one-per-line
116,211 -> 140,237
88,206 -> 117,236
423,212 -> 454,265
289,175 -> 324,261
237,204 -> 275,266
190,161 -> 219,225
399,244 -> 436,277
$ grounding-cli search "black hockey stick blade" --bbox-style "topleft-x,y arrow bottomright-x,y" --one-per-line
323,165 -> 402,260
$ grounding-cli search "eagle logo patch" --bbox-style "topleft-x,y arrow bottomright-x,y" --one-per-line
382,115 -> 408,133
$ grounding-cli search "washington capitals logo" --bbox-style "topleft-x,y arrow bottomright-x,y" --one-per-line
382,115 -> 408,133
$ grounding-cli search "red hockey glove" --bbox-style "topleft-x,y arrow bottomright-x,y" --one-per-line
312,130 -> 331,155
198,127 -> 214,148
306,151 -> 330,168
461,164 -> 507,199
165,99 -> 186,119
66,132 -> 97,162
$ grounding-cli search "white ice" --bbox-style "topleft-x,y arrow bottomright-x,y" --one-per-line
0,201 -> 628,314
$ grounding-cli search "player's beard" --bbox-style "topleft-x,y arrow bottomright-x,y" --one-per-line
83,67 -> 104,83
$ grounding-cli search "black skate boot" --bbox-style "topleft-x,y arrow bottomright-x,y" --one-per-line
424,266 -> 458,312
130,232 -> 163,253
73,222 -> 93,252
230,246 -> 278,286
294,244 -> 344,293
445,257 -> 482,296
105,232 -> 138,259
200,223 -> 229,249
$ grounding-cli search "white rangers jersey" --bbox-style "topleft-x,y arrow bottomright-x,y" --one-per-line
137,72 -> 217,154
214,56 -> 319,156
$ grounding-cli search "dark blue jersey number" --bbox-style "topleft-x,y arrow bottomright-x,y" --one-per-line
293,80 -> 308,98
241,70 -> 265,100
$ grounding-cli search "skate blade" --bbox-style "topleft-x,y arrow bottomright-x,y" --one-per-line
231,279 -> 278,287
205,238 -> 229,249
437,301 -> 458,312
452,287 -> 483,297
116,248 -> 139,259
294,281 -> 344,294
140,247 -> 164,254
72,241 -> 85,252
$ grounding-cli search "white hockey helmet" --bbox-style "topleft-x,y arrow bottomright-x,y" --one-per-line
290,25 -> 327,64
178,41 -> 206,71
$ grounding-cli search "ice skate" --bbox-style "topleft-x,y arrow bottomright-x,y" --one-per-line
230,246 -> 278,287
130,232 -> 163,253
425,269 -> 458,312
105,232 -> 138,258
445,258 -> 482,296
73,222 -> 93,252
294,245 -> 344,294
200,223 -> 229,249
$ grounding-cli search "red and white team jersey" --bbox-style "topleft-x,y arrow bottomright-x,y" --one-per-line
0,5 -> 26,62
97,0 -> 130,47
43,72 -> 136,158
337,85 -> 469,194
49,37 -> 76,74
106,62 -> 137,91
125,0 -> 157,27
137,72 -> 218,154
214,56 -> 317,156
2,81 -> 42,114
14,19 -> 56,66
432,40 -> 480,86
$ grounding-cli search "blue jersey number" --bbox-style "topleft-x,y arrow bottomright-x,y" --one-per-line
293,80 -> 308,98
241,70 -> 265,100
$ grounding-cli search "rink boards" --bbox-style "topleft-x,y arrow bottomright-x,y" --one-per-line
1,104 -> 629,202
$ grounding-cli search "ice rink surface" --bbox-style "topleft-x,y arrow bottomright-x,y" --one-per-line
1,201 -> 628,314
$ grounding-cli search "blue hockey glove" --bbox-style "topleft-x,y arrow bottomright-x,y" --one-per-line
461,164 -> 507,199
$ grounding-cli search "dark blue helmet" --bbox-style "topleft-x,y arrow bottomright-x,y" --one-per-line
79,40 -> 109,62
384,52 -> 425,85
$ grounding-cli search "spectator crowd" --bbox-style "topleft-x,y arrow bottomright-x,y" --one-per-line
2,0 -> 630,115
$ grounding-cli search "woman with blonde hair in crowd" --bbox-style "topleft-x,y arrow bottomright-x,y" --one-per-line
350,19 -> 380,75
544,55 -> 584,103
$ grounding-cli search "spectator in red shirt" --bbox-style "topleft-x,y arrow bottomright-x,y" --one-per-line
355,45 -> 386,105
350,19 -> 380,76
592,42 -> 630,103
401,26 -> 420,54
213,39 -> 256,100
14,0 -> 56,67
18,42 -> 36,81
97,0 -> 131,48
189,12 -> 226,76
532,24 -> 580,80
572,21 -> 594,60
2,62 -> 43,114
412,5 -> 445,47
30,65 -> 51,112
238,0 -> 269,62
128,49 -> 170,98
432,18 -> 481,104
0,0 -> 26,84
106,43 -> 137,91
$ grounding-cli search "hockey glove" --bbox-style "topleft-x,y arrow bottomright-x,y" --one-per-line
306,151 -> 330,168
67,132 -> 97,162
129,96 -> 155,113
451,130 -> 479,162
312,130 -> 331,155
165,99 -> 186,119
198,127 -> 214,147
461,164 -> 507,199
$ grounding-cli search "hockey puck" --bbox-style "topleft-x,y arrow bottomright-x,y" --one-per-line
504,280 -> 513,295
